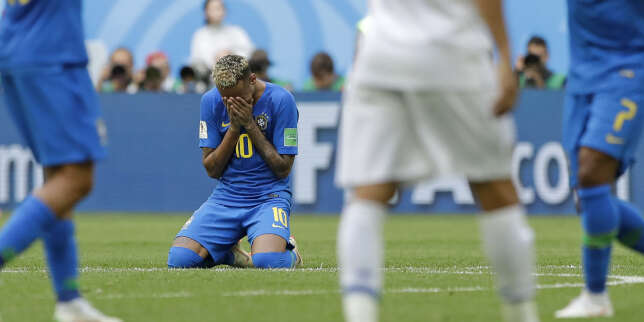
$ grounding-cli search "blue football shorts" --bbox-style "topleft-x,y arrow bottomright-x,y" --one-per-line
175,197 -> 292,263
1,64 -> 107,166
563,90 -> 644,187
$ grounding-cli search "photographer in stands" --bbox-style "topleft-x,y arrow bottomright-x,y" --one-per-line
515,36 -> 566,89
97,48 -> 136,93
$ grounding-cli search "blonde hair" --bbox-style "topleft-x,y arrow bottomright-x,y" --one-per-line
212,55 -> 251,89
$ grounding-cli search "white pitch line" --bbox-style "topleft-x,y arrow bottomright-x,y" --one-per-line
220,274 -> 644,297
96,291 -> 193,300
0,265 -> 586,274
24,275 -> 643,300
5,267 -> 642,300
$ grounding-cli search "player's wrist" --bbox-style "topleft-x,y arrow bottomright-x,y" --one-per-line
243,119 -> 256,130
229,123 -> 241,132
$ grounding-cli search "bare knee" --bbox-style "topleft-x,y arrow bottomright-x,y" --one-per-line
45,163 -> 95,198
577,148 -> 619,188
58,163 -> 94,199
354,183 -> 397,204
251,234 -> 287,254
171,237 -> 209,258
35,162 -> 95,217
470,179 -> 519,211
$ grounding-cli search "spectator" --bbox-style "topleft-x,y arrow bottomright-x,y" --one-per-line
139,66 -> 164,92
249,49 -> 293,91
97,47 -> 136,93
302,52 -> 345,92
176,66 -> 207,94
190,0 -> 254,71
145,51 -> 180,93
515,36 -> 566,89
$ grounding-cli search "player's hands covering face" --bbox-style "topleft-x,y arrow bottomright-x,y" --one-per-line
227,97 -> 255,129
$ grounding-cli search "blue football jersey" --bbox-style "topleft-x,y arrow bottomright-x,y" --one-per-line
567,0 -> 644,94
0,0 -> 88,70
199,82 -> 299,207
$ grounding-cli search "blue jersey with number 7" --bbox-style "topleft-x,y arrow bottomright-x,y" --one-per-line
199,82 -> 299,207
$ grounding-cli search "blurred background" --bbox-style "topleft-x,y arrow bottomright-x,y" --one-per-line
0,0 -> 569,93
3,0 -> 633,215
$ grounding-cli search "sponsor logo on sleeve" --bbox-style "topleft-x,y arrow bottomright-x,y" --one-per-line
199,121 -> 208,139
284,128 -> 297,147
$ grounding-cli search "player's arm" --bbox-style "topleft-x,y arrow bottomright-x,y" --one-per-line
201,126 -> 240,179
199,94 -> 240,179
245,123 -> 295,179
474,0 -> 518,117
228,97 -> 295,179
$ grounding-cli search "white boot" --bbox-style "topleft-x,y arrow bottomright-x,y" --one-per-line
288,236 -> 303,267
231,240 -> 253,268
54,297 -> 122,322
555,289 -> 613,318
502,300 -> 539,322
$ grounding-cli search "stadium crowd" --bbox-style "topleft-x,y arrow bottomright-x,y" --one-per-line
94,0 -> 345,94
94,0 -> 564,94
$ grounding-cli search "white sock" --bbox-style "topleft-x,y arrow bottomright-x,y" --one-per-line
502,301 -> 539,322
338,199 -> 385,322
343,294 -> 378,322
480,205 -> 536,304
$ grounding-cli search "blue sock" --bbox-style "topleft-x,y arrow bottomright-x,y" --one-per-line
217,250 -> 235,266
0,196 -> 56,267
578,185 -> 619,293
252,251 -> 296,269
614,198 -> 644,253
167,247 -> 208,268
43,219 -> 81,302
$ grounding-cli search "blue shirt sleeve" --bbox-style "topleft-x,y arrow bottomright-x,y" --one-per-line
199,93 -> 222,148
273,93 -> 299,155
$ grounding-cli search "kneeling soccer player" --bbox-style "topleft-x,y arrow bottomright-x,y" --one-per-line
168,55 -> 302,269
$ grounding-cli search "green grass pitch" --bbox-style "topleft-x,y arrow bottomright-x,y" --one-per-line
1,214 -> 644,322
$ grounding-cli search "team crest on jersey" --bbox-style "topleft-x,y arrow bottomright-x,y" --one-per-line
255,113 -> 270,131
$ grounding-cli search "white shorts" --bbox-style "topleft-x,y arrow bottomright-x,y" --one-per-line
335,83 -> 515,188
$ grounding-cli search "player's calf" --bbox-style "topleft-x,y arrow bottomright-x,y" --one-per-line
471,179 -> 538,322
37,163 -> 95,218
576,147 -> 619,188
167,246 -> 211,268
250,234 -> 300,269
252,251 -> 297,269
575,148 -> 621,294
614,197 -> 644,254
0,195 -> 57,268
0,163 -> 95,268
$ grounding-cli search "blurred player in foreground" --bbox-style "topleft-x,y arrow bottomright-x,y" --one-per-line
336,1 -> 538,321
556,1 -> 644,318
0,1 -> 120,321
167,55 -> 302,269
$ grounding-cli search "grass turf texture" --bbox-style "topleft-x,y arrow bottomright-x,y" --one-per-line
1,214 -> 644,322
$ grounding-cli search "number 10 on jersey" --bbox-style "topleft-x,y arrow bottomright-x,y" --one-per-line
235,134 -> 253,158
273,207 -> 288,228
